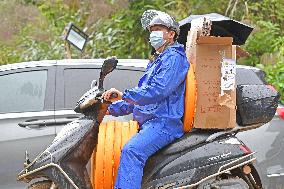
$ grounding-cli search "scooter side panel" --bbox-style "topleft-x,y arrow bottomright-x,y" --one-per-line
29,118 -> 95,168
142,137 -> 247,188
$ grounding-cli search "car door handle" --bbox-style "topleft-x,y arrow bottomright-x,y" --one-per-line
18,119 -> 56,128
55,116 -> 80,125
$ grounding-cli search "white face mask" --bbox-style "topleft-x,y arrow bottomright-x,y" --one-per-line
149,31 -> 167,49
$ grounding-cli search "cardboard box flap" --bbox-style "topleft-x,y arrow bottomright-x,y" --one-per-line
197,36 -> 233,45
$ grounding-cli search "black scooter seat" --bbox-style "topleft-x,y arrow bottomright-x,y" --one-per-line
162,129 -> 219,155
142,129 -> 222,183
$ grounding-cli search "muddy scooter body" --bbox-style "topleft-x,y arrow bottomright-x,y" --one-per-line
18,57 -> 278,189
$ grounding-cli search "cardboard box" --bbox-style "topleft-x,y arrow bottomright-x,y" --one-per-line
192,36 -> 236,129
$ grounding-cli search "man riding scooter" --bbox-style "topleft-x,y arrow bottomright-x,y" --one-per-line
17,8 -> 278,188
102,9 -> 189,189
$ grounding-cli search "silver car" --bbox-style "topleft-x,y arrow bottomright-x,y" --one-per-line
0,59 -> 283,189
0,59 -> 146,189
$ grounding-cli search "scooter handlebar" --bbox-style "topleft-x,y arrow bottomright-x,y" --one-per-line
109,92 -> 118,99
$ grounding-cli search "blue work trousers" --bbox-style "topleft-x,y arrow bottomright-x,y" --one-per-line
114,119 -> 182,189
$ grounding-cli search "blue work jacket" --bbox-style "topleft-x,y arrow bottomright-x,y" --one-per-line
108,42 -> 189,135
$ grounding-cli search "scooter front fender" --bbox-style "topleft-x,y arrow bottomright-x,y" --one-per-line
18,117 -> 100,189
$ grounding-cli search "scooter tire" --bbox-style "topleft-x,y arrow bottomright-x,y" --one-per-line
198,178 -> 249,189
27,180 -> 57,189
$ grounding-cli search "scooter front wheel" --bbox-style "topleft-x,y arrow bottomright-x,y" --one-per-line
28,180 -> 58,189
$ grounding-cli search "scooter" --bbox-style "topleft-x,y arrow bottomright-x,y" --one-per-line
18,57 -> 277,189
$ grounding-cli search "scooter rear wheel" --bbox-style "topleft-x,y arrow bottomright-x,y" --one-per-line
91,120 -> 139,189
198,178 -> 249,189
27,180 -> 57,189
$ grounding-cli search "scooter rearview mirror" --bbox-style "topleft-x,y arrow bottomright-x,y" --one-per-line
98,56 -> 118,90
101,56 -> 118,77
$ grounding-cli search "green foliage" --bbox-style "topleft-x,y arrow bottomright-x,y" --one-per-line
86,1 -> 147,58
85,0 -> 229,59
86,0 -> 179,59
248,0 -> 284,28
0,46 -> 21,64
0,0 -> 87,64
257,62 -> 284,104
19,0 -> 38,5
0,0 -> 283,100
244,21 -> 282,66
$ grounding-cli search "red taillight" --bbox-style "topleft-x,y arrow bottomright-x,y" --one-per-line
277,107 -> 284,119
239,145 -> 252,154
267,85 -> 277,93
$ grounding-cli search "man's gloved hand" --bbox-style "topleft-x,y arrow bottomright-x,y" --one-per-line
102,88 -> 123,102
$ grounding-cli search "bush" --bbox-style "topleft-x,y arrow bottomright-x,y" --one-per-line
244,21 -> 283,66
257,62 -> 284,104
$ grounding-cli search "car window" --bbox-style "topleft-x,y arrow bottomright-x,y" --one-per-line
0,70 -> 47,113
64,68 -> 100,109
104,69 -> 144,92
63,68 -> 143,109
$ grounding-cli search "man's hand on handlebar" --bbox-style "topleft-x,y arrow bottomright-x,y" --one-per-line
102,88 -> 123,102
